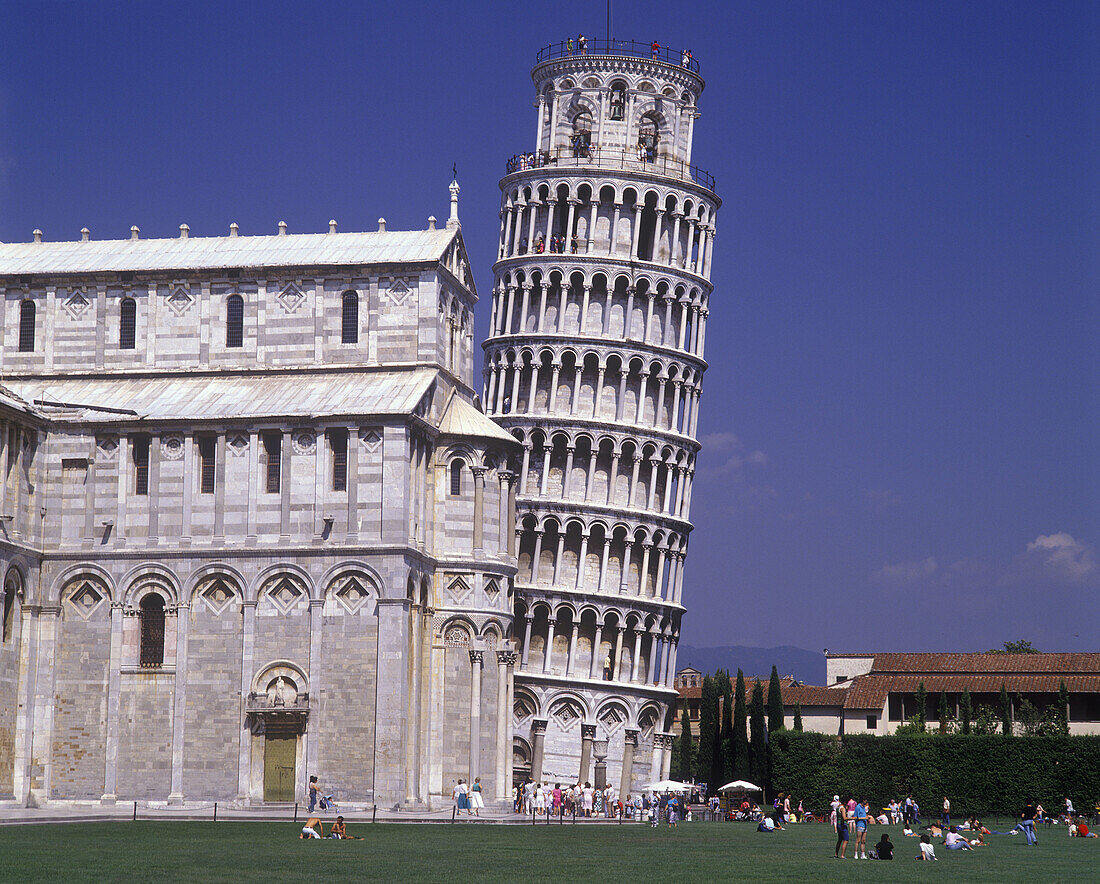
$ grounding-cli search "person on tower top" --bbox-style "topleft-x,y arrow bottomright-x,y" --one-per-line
578,34 -> 587,55
651,41 -> 661,58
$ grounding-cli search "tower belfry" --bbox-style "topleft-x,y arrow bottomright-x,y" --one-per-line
484,38 -> 719,789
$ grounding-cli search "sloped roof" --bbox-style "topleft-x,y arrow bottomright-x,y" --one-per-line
436,393 -> 518,444
5,368 -> 436,422
0,228 -> 459,276
843,673 -> 1100,710
868,653 -> 1100,674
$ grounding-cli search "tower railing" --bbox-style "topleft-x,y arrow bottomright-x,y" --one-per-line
535,39 -> 700,73
505,146 -> 716,193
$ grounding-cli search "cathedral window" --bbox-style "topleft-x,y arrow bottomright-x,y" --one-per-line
450,459 -> 464,496
226,294 -> 244,348
119,297 -> 137,349
263,432 -> 281,493
18,300 -> 35,352
329,428 -> 348,491
198,436 -> 216,494
341,291 -> 359,344
2,585 -> 14,643
132,434 -> 150,495
139,594 -> 166,667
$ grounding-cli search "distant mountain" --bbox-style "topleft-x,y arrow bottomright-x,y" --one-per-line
676,645 -> 825,684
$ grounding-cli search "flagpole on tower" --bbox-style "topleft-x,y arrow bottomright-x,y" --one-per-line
607,0 -> 612,43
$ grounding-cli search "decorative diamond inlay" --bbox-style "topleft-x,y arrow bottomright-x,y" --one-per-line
484,578 -> 500,602
200,578 -> 236,615
553,703 -> 580,728
334,576 -> 370,614
598,707 -> 625,729
97,436 -> 119,459
359,429 -> 382,451
382,278 -> 411,306
68,581 -> 104,618
228,434 -> 249,456
277,284 -> 305,313
63,290 -> 91,319
447,576 -> 471,602
167,286 -> 194,316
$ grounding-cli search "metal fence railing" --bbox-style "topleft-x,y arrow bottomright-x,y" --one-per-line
505,146 -> 716,193
536,39 -> 699,74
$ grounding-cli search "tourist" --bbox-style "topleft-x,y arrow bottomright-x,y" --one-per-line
567,37 -> 573,55
570,234 -> 579,253
308,776 -> 323,813
853,797 -> 869,859
535,233 -> 545,253
1071,818 -> 1097,837
903,794 -> 913,825
651,41 -> 661,59
668,793 -> 680,827
944,826 -> 973,851
830,794 -> 840,831
942,796 -> 950,828
300,817 -> 322,839
470,776 -> 484,816
918,833 -> 937,861
1020,802 -> 1039,845
872,833 -> 893,859
834,800 -> 850,858
578,33 -> 587,55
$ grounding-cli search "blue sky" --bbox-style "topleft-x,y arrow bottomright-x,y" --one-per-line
2,1 -> 1096,654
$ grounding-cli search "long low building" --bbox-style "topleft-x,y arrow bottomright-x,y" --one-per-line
673,652 -> 1100,737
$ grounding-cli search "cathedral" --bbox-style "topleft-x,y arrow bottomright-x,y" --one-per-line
0,38 -> 716,809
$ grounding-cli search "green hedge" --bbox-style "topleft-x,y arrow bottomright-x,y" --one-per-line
769,732 -> 1100,816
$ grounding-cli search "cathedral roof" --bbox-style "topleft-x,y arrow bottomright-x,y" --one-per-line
6,367 -> 437,422
0,228 -> 460,275
436,392 -> 519,444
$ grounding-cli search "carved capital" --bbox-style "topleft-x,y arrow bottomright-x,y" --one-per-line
581,723 -> 597,740
469,650 -> 484,665
532,718 -> 548,735
497,650 -> 519,666
624,727 -> 640,746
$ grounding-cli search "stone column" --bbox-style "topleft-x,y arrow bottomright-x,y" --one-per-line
521,616 -> 534,669
587,201 -> 598,253
468,650 -> 483,782
27,604 -> 60,802
669,213 -> 683,267
638,544 -> 652,595
620,540 -> 634,593
279,429 -> 292,539
579,723 -> 595,784
566,620 -> 579,675
539,444 -> 551,496
620,728 -> 638,798
562,446 -> 575,498
611,627 -> 625,682
518,284 -> 532,334
101,602 -> 124,803
589,622 -> 604,679
660,733 -> 673,780
609,203 -> 621,255
650,733 -> 667,782
471,466 -> 486,553
660,635 -> 672,685
237,600 -> 257,802
547,362 -> 562,413
574,532 -> 589,591
530,531 -> 544,583
306,597 -> 324,794
542,618 -> 554,674
650,209 -> 665,261
630,629 -> 644,683
597,538 -> 611,592
168,599 -> 190,804
648,633 -> 661,684
530,719 -> 548,783
537,283 -> 549,332
495,651 -> 516,800
630,205 -> 643,258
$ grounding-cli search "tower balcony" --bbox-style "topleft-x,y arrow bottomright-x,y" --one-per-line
534,38 -> 701,74
506,146 -> 715,194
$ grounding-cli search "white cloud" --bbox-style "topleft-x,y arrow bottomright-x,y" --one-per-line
870,556 -> 938,586
1025,533 -> 1096,582
699,432 -> 767,476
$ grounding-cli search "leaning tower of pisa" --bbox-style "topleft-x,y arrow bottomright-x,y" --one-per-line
483,38 -> 718,793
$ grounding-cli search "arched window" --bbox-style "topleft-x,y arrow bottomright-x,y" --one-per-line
639,115 -> 660,162
139,594 -> 166,667
571,112 -> 593,157
449,459 -> 463,496
341,290 -> 359,344
609,81 -> 627,121
119,298 -> 137,349
226,295 -> 244,348
2,583 -> 15,643
18,300 -> 35,352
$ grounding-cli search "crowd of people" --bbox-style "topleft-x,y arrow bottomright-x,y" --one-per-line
512,780 -> 698,826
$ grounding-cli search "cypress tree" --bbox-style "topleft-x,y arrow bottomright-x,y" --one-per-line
719,670 -> 735,782
768,665 -> 784,733
1058,679 -> 1070,736
749,679 -> 767,788
711,670 -> 729,788
959,688 -> 972,735
733,669 -> 750,779
695,675 -> 717,783
679,699 -> 694,781
793,702 -> 803,732
915,681 -> 927,732
938,689 -> 950,733
999,682 -> 1012,736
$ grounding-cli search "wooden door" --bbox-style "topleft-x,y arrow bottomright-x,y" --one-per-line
264,735 -> 296,803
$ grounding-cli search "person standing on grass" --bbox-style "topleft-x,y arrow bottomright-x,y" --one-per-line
854,798 -> 869,859
668,794 -> 680,827
830,794 -> 840,831
1020,802 -> 1038,846
835,800 -> 850,858
942,796 -> 950,828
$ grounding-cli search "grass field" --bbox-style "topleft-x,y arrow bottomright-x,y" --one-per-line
0,819 -> 1092,883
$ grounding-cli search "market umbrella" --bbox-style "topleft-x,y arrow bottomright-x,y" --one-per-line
717,780 -> 763,792
639,780 -> 693,792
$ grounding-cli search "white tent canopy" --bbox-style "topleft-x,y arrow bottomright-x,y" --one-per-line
639,780 -> 693,793
718,780 -> 763,793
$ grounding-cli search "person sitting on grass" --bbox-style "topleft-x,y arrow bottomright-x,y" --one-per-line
944,827 -> 973,850
300,817 -> 322,839
329,816 -> 362,839
1071,819 -> 1097,838
917,833 -> 937,861
870,833 -> 893,859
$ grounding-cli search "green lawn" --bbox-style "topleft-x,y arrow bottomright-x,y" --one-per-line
0,819 -> 1092,882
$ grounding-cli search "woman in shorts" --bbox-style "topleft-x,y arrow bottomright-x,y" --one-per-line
834,802 -> 850,858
